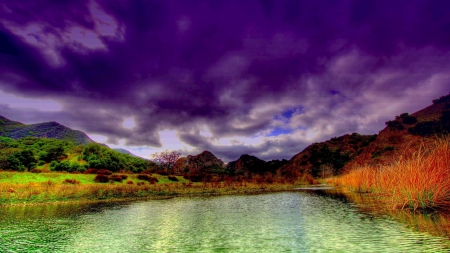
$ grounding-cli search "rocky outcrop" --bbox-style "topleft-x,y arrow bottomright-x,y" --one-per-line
181,150 -> 225,174
227,154 -> 288,177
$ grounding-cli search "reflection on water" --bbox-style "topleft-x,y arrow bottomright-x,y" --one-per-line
321,188 -> 450,239
1,191 -> 450,252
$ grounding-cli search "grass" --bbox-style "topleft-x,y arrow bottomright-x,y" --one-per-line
0,172 -> 308,205
330,137 -> 450,211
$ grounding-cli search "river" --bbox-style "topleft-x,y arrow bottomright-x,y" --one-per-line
1,190 -> 450,252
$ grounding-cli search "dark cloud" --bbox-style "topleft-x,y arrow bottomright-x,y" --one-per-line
1,0 -> 450,161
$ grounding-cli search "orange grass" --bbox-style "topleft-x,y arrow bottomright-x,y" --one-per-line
333,137 -> 450,211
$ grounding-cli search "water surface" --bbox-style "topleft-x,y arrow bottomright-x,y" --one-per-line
1,191 -> 450,252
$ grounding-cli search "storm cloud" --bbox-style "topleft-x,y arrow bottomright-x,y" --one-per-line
0,0 -> 449,161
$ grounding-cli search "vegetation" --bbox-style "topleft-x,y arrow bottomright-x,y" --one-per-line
151,150 -> 181,174
331,137 -> 450,211
0,116 -> 92,145
0,171 -> 310,205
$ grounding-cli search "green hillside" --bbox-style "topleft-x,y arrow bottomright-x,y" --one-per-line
0,116 -> 92,145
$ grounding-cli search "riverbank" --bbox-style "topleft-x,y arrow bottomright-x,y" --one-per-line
0,171 -> 306,206
328,137 -> 450,211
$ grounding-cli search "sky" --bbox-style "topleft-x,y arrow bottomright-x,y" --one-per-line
0,0 -> 449,162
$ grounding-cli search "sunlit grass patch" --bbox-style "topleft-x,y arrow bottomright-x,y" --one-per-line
334,137 -> 450,211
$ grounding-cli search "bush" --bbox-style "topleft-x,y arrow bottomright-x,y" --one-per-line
29,168 -> 42,173
408,121 -> 439,136
111,175 -> 123,182
168,176 -> 179,181
119,174 -> 128,180
385,120 -> 404,130
138,174 -> 158,183
96,169 -> 113,175
126,180 -> 134,184
28,162 -> 36,170
402,115 -> 417,124
137,174 -> 151,181
155,170 -> 169,176
84,168 -> 98,174
63,179 -> 80,184
38,160 -> 45,166
94,174 -> 110,183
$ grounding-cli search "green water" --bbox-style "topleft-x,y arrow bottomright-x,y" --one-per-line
1,191 -> 450,252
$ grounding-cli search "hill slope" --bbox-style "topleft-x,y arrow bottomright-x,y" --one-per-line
0,116 -> 93,145
343,93 -> 450,171
279,133 -> 377,178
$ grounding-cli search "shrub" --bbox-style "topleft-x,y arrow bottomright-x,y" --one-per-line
63,179 -> 80,184
168,176 -> 179,181
385,120 -> 404,130
126,180 -> 134,184
94,174 -> 110,183
372,146 -> 395,158
137,174 -> 151,181
408,121 -> 439,136
96,169 -> 113,175
111,175 -> 123,182
119,174 -> 128,179
28,162 -> 36,169
38,160 -> 45,166
402,115 -> 417,124
29,168 -> 42,173
84,168 -> 98,174
148,177 -> 158,184
155,170 -> 169,176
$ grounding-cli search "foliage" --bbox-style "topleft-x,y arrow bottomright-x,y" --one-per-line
385,120 -> 404,131
432,93 -> 450,104
82,143 -> 153,173
151,150 -> 181,174
0,116 -> 92,145
308,144 -> 351,177
371,146 -> 395,159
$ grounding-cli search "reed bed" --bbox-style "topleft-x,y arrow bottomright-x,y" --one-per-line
333,137 -> 450,211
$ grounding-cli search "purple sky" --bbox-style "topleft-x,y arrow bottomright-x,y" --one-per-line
0,0 -> 449,162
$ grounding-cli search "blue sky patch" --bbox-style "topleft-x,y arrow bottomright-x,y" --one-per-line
267,127 -> 292,137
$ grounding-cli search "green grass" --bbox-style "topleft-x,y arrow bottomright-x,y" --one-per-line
0,172 -> 188,185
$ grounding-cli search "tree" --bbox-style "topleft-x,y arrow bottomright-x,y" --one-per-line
151,150 -> 181,174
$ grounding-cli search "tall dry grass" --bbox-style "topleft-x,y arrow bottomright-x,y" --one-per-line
333,137 -> 450,211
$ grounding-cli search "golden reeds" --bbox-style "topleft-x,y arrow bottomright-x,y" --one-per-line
334,137 -> 450,211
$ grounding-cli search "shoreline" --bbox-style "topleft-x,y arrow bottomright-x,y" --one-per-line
0,184 -> 305,207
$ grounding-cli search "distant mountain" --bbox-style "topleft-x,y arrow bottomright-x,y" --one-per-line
0,115 -> 93,145
183,150 -> 226,174
279,133 -> 378,178
227,154 -> 288,177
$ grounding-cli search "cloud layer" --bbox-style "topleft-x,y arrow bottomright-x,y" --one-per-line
1,0 -> 449,161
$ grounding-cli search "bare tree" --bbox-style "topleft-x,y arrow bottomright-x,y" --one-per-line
151,150 -> 181,174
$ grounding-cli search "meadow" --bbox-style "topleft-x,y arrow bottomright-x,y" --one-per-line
0,171 -> 305,205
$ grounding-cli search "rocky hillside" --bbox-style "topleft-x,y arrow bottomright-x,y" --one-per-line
343,93 -> 450,171
279,133 -> 378,178
178,150 -> 226,174
0,115 -> 93,145
227,154 -> 288,177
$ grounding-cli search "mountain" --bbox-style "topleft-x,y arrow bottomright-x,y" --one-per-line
114,148 -> 136,156
343,93 -> 450,171
227,154 -> 288,177
0,115 -> 93,145
184,150 -> 226,174
279,133 -> 378,178
280,93 -> 450,178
